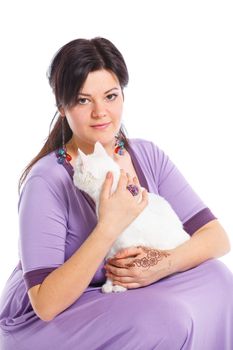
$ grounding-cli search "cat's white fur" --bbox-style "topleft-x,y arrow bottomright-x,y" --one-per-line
73,142 -> 190,293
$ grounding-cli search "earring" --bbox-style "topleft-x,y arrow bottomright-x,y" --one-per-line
56,116 -> 72,164
114,132 -> 125,155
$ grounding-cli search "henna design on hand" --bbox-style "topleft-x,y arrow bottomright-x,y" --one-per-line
125,246 -> 170,270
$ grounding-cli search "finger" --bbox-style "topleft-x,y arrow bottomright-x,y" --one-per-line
116,169 -> 128,191
105,265 -> 132,276
112,281 -> 141,289
133,176 -> 140,186
100,171 -> 113,199
114,246 -> 142,259
105,257 -> 136,268
138,188 -> 148,208
126,172 -> 134,185
107,274 -> 135,283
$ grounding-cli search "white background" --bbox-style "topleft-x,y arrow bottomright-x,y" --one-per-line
0,0 -> 232,293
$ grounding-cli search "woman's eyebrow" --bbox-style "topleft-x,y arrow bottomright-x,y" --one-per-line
78,87 -> 119,97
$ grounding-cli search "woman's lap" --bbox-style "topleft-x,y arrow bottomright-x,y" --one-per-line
1,259 -> 233,350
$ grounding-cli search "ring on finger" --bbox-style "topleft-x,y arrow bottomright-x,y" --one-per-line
126,184 -> 139,196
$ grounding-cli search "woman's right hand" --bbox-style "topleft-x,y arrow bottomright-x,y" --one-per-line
97,170 -> 148,239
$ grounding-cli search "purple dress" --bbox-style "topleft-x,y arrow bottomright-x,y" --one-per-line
1,138 -> 233,350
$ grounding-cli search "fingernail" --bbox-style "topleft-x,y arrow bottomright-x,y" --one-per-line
107,172 -> 112,179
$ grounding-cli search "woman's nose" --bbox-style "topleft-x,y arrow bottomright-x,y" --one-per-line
91,101 -> 107,118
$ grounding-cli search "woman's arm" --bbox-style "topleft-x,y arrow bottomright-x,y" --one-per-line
28,223 -> 118,322
169,219 -> 231,273
104,141 -> 231,288
28,171 -> 148,322
105,219 -> 231,289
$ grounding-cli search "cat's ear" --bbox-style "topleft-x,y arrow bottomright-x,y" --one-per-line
78,148 -> 88,169
94,141 -> 108,156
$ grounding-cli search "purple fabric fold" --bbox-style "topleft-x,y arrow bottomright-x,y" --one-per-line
183,207 -> 217,235
23,267 -> 57,290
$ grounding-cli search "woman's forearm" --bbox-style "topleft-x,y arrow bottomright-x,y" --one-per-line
29,223 -> 116,322
170,220 -> 231,274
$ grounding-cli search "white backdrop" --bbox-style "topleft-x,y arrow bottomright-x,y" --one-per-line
0,0 -> 232,293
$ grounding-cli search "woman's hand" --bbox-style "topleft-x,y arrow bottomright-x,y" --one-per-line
98,170 -> 148,239
104,246 -> 173,289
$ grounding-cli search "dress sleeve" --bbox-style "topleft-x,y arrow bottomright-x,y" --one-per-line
151,142 -> 216,234
18,175 -> 68,290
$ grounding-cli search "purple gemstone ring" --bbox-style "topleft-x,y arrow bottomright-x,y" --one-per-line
126,184 -> 139,196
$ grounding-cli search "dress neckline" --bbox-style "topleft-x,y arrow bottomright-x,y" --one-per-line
58,142 -> 149,191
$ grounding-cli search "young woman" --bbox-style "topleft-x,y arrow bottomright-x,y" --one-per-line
1,37 -> 233,350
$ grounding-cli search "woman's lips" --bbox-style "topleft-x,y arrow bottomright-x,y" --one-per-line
91,122 -> 111,129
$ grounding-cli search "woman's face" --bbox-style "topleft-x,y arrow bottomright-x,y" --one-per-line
62,69 -> 124,154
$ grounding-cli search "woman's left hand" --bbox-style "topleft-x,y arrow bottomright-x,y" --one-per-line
104,246 -> 173,289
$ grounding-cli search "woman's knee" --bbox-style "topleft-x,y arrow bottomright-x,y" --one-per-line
130,300 -> 193,348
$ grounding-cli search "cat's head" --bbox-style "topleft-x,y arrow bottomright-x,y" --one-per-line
73,141 -> 120,202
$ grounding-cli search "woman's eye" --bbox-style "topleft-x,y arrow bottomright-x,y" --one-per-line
77,98 -> 89,105
106,93 -> 117,101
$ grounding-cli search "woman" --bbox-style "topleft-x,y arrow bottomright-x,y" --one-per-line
0,37 -> 233,350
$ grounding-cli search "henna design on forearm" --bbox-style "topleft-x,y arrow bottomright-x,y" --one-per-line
125,246 -> 170,270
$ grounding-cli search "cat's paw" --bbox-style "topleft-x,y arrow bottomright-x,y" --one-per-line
112,285 -> 127,293
101,283 -> 113,293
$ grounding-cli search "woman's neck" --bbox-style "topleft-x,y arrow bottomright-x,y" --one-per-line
66,137 -> 118,160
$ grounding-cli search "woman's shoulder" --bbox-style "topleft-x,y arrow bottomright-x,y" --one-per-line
18,151 -> 73,206
25,151 -> 71,186
128,138 -> 163,159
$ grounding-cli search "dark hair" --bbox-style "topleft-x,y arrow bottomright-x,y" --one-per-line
18,37 -> 130,193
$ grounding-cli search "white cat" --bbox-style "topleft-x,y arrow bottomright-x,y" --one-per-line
73,142 -> 190,293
